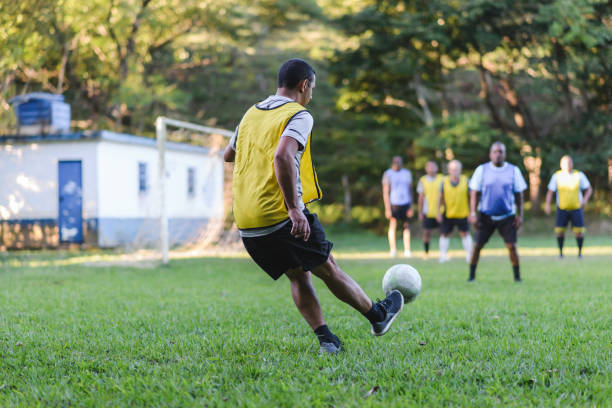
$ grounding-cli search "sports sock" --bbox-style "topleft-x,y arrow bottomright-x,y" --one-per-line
363,302 -> 385,324
576,237 -> 584,256
557,236 -> 564,257
513,265 -> 521,281
424,241 -> 430,254
469,264 -> 476,280
439,236 -> 450,259
314,325 -> 335,344
462,235 -> 473,259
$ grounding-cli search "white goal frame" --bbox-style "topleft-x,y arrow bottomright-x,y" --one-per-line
155,116 -> 233,265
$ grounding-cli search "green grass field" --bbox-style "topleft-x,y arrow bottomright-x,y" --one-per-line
1,233 -> 611,407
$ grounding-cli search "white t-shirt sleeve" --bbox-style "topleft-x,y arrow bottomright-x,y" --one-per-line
229,124 -> 239,151
281,111 -> 313,151
547,173 -> 557,191
579,172 -> 591,189
382,170 -> 390,184
469,165 -> 484,191
513,166 -> 528,192
416,179 -> 424,194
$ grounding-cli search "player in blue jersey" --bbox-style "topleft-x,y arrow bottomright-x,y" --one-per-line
468,142 -> 528,282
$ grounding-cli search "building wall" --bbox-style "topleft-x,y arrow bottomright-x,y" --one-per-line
95,138 -> 224,247
0,135 -> 225,249
0,140 -> 99,248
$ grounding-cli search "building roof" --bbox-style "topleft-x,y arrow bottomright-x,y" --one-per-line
0,130 -> 214,154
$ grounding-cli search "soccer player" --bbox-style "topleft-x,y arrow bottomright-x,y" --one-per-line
544,155 -> 592,258
223,59 -> 403,354
436,160 -> 473,263
382,156 -> 414,257
468,142 -> 527,282
417,161 -> 443,259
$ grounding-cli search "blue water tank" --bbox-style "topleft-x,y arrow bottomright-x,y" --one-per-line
9,92 -> 71,133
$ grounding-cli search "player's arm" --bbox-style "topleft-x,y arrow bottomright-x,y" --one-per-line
582,186 -> 593,207
436,191 -> 444,223
417,192 -> 425,221
514,191 -> 524,229
223,144 -> 235,162
274,136 -> 309,241
382,180 -> 391,219
544,189 -> 554,215
469,190 -> 480,225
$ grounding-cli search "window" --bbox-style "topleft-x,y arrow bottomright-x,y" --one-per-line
138,162 -> 148,193
187,167 -> 195,196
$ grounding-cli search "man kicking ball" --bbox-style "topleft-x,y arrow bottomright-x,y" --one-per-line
224,58 -> 403,354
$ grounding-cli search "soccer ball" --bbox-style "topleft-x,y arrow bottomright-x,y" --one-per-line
382,264 -> 422,304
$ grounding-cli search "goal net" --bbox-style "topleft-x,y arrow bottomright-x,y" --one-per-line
125,117 -> 240,264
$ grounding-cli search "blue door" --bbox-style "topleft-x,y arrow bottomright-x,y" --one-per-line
58,161 -> 83,243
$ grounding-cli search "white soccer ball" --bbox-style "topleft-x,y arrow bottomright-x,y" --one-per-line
382,264 -> 422,304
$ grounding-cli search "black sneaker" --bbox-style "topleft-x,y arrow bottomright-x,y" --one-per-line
319,334 -> 344,354
371,290 -> 404,336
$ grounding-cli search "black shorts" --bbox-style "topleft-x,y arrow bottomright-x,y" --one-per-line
556,208 -> 584,228
474,213 -> 517,245
440,216 -> 469,234
241,210 -> 333,280
422,217 -> 439,229
391,204 -> 411,222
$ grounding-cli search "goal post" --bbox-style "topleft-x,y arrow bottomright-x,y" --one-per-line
155,116 -> 233,265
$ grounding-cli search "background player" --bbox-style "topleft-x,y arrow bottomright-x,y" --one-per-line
545,155 -> 592,258
436,160 -> 473,263
417,160 -> 443,259
468,142 -> 527,282
382,156 -> 414,257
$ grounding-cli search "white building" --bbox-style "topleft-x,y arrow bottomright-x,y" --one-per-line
0,130 -> 224,248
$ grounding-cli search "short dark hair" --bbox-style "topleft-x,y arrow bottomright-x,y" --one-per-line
277,59 -> 315,89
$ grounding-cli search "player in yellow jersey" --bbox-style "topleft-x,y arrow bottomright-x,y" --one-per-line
436,160 -> 473,263
417,161 -> 443,259
545,156 -> 592,258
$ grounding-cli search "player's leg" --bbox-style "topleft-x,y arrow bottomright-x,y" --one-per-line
439,216 -> 451,262
423,227 -> 431,259
469,213 -> 493,281
388,217 -> 397,257
285,268 -> 342,353
499,216 -> 521,282
572,209 -> 586,258
458,218 -> 472,262
403,221 -> 411,257
311,254 -> 404,336
554,208 -> 569,258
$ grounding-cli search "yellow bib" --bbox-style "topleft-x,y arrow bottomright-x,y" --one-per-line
420,174 -> 443,218
232,101 -> 322,229
556,170 -> 581,210
443,175 -> 469,218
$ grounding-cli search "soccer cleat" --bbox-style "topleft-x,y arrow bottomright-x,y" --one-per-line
371,290 -> 404,336
439,256 -> 450,263
403,250 -> 412,258
319,334 -> 344,354
389,250 -> 397,258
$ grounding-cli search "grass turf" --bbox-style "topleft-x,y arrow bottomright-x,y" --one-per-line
1,234 -> 611,407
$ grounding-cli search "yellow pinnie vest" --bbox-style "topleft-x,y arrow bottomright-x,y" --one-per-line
419,174 -> 443,218
556,170 -> 581,210
442,175 -> 469,219
232,101 -> 322,229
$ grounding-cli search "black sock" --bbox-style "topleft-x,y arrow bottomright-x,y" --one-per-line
557,236 -> 564,256
314,325 -> 335,344
576,237 -> 584,256
469,264 -> 476,280
424,241 -> 430,254
513,265 -> 520,280
364,302 -> 385,324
